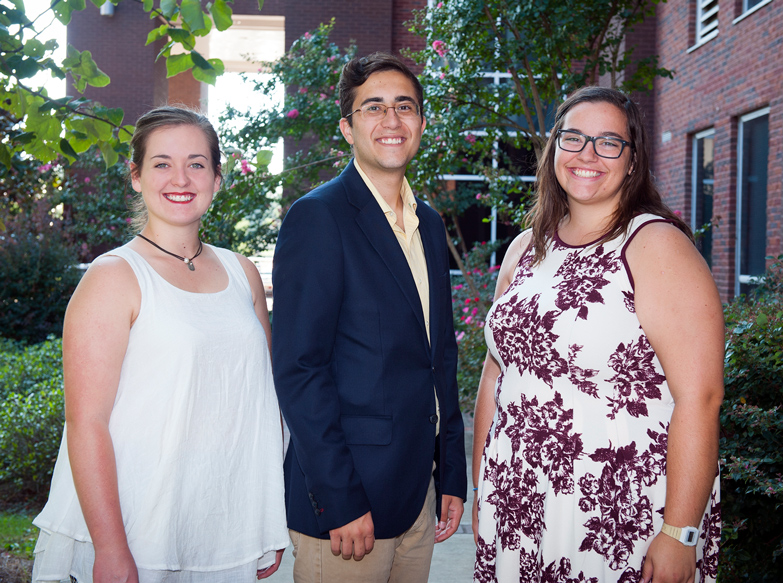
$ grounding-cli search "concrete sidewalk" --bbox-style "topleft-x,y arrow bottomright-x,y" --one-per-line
266,419 -> 476,583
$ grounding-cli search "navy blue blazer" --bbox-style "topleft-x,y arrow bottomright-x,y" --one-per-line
272,160 -> 467,539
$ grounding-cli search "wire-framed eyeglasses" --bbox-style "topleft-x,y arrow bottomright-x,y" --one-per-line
345,101 -> 421,120
556,129 -> 632,159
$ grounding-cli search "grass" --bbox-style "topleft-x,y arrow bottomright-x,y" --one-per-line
0,511 -> 36,559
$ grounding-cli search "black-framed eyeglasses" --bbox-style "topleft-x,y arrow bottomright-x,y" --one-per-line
345,101 -> 421,120
556,129 -> 632,159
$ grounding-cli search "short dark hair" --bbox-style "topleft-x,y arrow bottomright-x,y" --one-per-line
526,86 -> 691,265
338,53 -> 424,125
128,106 -> 221,231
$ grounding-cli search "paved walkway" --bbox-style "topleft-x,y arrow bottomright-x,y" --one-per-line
266,418 -> 476,583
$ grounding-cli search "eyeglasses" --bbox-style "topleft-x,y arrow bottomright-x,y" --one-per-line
345,101 -> 421,120
556,129 -> 632,159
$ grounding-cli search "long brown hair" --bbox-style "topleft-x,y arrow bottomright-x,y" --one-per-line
526,86 -> 691,265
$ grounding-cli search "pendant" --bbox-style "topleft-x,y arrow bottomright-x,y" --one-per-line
185,259 -> 195,271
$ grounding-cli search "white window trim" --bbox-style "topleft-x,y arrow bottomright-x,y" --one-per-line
735,106 -> 770,296
733,0 -> 774,24
688,0 -> 720,52
690,128 -> 715,232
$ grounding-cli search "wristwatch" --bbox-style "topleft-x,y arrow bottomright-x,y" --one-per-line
661,523 -> 699,546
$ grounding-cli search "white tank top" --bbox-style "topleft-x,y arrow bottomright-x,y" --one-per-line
33,244 -> 287,575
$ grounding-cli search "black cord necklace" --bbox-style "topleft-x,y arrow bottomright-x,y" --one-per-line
136,234 -> 203,271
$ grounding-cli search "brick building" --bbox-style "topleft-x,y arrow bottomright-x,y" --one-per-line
647,0 -> 781,301
68,0 -> 425,123
68,0 -> 781,300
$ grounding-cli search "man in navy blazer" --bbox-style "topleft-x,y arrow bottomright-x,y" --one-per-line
272,53 -> 467,582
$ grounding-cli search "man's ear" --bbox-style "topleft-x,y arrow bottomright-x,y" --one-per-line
420,115 -> 427,134
339,118 -> 355,145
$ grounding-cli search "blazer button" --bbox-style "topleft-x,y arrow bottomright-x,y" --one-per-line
429,414 -> 438,424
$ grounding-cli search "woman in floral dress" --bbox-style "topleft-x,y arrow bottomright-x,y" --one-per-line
472,87 -> 723,583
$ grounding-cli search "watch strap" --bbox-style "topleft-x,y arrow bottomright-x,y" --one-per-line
661,522 -> 699,546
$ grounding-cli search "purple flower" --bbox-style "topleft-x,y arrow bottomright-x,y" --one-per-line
84,176 -> 91,183
287,109 -> 299,119
465,133 -> 477,144
432,40 -> 448,57
298,87 -> 308,94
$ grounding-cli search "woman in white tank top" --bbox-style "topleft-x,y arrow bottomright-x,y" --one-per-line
32,107 -> 288,583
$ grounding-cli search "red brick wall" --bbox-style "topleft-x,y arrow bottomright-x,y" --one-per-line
651,0 -> 783,301
67,1 -> 165,124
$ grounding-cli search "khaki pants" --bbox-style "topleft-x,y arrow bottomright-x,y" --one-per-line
290,478 -> 437,583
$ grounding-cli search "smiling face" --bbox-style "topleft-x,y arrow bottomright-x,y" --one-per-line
130,124 -> 221,229
338,70 -> 426,179
554,101 -> 634,215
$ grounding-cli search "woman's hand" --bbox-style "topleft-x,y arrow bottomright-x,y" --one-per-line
93,544 -> 139,583
640,532 -> 696,583
257,548 -> 285,579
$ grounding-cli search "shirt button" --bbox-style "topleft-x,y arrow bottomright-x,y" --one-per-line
429,414 -> 438,424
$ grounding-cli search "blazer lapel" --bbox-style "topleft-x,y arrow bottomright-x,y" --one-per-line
419,207 -> 443,357
342,162 -> 428,337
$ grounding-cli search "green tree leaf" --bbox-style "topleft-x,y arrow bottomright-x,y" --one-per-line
256,149 -> 273,167
208,0 -> 233,31
166,52 -> 194,78
180,0 -> 206,32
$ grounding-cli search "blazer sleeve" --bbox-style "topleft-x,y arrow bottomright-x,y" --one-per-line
434,219 -> 468,501
272,195 -> 372,532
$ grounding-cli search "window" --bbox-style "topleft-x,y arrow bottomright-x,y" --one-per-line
743,0 -> 766,12
691,129 -> 715,268
735,108 -> 769,296
696,0 -> 719,45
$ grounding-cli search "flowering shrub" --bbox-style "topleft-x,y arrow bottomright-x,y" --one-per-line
719,255 -> 783,581
451,241 -> 502,411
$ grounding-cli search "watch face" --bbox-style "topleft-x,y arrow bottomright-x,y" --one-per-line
685,530 -> 697,544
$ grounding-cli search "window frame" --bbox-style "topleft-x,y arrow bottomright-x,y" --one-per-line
691,128 -> 715,268
735,107 -> 770,296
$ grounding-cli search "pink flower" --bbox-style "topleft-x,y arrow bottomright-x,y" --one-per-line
453,283 -> 463,290
298,87 -> 308,94
84,177 -> 90,183
456,331 -> 465,342
327,55 -> 337,63
464,133 -> 477,144
471,307 -> 478,316
437,1 -> 443,7
320,93 -> 328,100
439,72 -> 446,80
462,306 -> 469,313
465,316 -> 473,325
335,100 -> 340,106
287,109 -> 299,119
125,218 -> 132,224
37,163 -> 52,173
303,32 -> 312,40
475,193 -> 482,200
432,40 -> 448,57
240,159 -> 252,175
674,209 -> 683,217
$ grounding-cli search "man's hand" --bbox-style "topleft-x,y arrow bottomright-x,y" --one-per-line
329,511 -> 375,560
435,494 -> 464,543
640,532 -> 697,583
257,549 -> 285,579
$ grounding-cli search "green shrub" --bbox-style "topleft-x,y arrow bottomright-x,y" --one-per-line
0,386 -> 64,502
719,256 -> 783,582
0,337 -> 63,400
452,241 -> 501,412
0,202 -> 82,343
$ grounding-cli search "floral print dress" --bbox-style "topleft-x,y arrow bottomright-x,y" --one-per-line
474,214 -> 720,583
